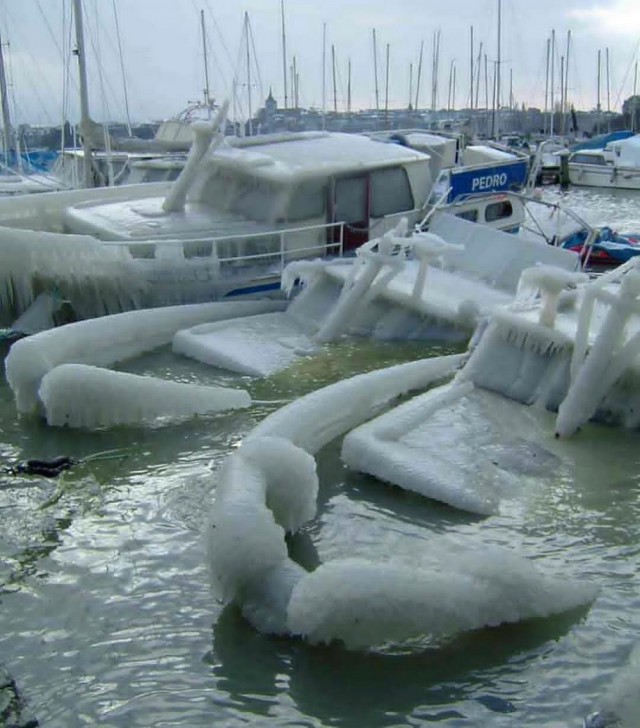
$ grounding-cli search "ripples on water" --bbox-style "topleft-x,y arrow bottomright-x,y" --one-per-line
1,190 -> 640,726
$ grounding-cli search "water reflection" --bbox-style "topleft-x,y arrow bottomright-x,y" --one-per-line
209,602 -> 592,727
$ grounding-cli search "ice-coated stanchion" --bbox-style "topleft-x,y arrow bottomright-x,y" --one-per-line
409,231 -> 464,302
516,265 -> 588,328
162,99 -> 230,213
556,268 -> 640,437
314,218 -> 410,343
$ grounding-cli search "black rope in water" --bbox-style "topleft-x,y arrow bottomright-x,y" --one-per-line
3,448 -> 130,479
4,456 -> 76,479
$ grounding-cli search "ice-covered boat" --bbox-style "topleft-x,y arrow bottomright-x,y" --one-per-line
0,106 -> 436,329
568,134 -> 640,190
3,209 -> 583,427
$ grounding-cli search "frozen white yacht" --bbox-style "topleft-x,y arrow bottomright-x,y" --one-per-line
0,118 -> 434,328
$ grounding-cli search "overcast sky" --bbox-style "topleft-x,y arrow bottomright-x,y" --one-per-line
1,0 -> 639,126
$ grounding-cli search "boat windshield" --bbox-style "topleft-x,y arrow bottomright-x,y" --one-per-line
196,169 -> 287,223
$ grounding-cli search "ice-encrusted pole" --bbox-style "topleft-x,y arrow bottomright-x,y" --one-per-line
517,265 -> 587,328
409,231 -> 464,302
162,99 -> 229,213
314,219 -> 408,342
556,270 -> 640,437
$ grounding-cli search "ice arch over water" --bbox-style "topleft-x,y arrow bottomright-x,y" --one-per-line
207,357 -> 597,649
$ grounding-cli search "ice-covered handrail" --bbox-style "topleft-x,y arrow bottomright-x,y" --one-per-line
516,265 -> 588,328
556,266 -> 640,437
162,99 -> 229,213
314,218 -> 409,342
207,356 -> 597,648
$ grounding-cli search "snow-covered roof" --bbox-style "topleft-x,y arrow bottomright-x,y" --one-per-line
208,132 -> 430,182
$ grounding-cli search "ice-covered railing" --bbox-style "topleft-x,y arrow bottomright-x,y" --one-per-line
207,356 -> 597,648
100,220 -> 344,268
556,259 -> 640,436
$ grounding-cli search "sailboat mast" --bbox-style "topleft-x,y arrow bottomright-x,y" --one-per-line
475,41 -> 483,109
408,62 -> 413,109
322,23 -> 326,128
495,0 -> 501,136
72,0 -> 94,188
469,26 -> 474,110
563,30 -> 571,134
606,47 -> 611,131
280,0 -> 288,109
633,60 -> 638,133
373,29 -> 379,113
544,37 -> 550,136
550,29 -> 555,137
0,32 -> 15,166
245,13 -> 252,135
347,57 -> 351,114
384,43 -> 390,126
200,10 -> 211,109
597,49 -> 601,135
332,45 -> 337,113
415,40 -> 424,111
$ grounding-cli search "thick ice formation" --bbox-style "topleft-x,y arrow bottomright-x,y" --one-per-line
586,644 -> 640,728
5,299 -> 285,414
342,382 -> 571,515
39,364 -> 250,428
173,312 -> 318,376
0,225 -> 146,323
207,357 -> 597,649
249,354 -> 466,453
557,270 -> 640,437
287,553 -> 595,649
208,436 -> 318,633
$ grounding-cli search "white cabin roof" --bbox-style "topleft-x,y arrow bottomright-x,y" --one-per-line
208,132 -> 430,183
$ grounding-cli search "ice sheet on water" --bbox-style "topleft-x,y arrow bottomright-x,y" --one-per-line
342,382 -> 566,515
173,312 -> 320,376
39,363 -> 251,428
5,299 -> 285,414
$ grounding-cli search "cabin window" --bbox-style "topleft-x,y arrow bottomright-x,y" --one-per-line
286,181 -> 326,222
455,209 -> 478,223
485,200 -> 513,222
228,177 -> 284,222
571,153 -> 607,166
370,167 -> 414,217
